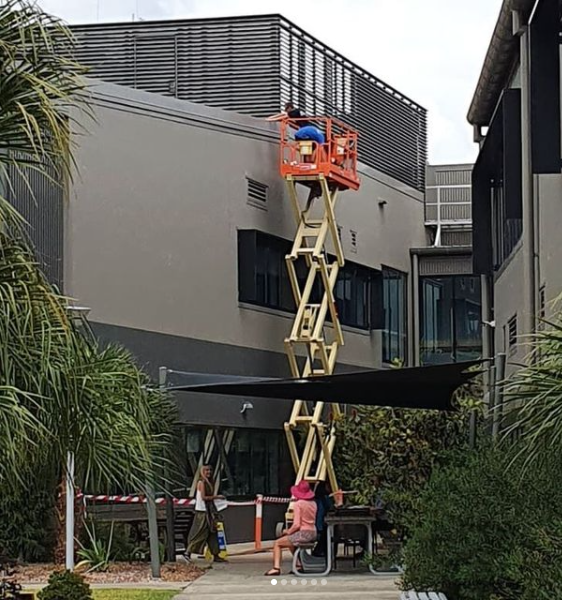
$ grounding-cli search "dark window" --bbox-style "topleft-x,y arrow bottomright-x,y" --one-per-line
238,230 -> 382,330
333,263 -> 373,329
420,276 -> 482,365
238,230 -> 293,312
382,267 -> 407,363
491,178 -> 522,270
472,88 -> 522,275
225,430 -> 286,497
178,427 -> 289,499
508,315 -> 518,355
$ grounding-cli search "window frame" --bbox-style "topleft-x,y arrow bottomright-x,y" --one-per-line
238,229 -> 382,331
382,266 -> 407,364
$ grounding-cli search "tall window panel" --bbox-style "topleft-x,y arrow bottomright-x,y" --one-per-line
420,275 -> 482,365
382,267 -> 407,364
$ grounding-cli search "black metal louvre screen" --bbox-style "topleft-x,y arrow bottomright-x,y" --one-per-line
471,89 -> 522,275
6,162 -> 65,290
529,0 -> 561,174
70,15 -> 427,192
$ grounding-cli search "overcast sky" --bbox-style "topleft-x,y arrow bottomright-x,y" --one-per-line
40,0 -> 502,164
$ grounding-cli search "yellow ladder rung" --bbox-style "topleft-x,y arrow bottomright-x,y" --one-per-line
284,175 -> 344,496
295,416 -> 313,423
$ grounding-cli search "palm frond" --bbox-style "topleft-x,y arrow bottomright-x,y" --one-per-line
502,317 -> 562,472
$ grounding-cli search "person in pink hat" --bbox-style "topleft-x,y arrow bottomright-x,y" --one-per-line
265,480 -> 317,576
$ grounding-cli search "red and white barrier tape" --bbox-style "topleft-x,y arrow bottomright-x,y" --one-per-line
78,494 -> 290,507
261,496 -> 291,504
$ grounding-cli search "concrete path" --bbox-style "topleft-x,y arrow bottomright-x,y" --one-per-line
174,552 -> 401,600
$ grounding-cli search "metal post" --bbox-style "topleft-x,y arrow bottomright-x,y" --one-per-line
65,451 -> 75,571
146,482 -> 161,578
480,274 -> 493,441
489,361 -> 497,438
519,16 -> 536,344
159,367 -> 176,563
492,353 -> 507,439
411,252 -> 420,366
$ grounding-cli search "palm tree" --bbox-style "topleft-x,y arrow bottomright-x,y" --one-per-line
0,0 -> 176,562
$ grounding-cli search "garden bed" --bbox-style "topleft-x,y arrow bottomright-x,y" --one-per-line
93,592 -> 177,600
16,562 -> 203,585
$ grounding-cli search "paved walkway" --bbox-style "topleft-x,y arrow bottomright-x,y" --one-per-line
174,551 -> 401,600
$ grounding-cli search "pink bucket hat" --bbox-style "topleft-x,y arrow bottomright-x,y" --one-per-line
290,480 -> 315,501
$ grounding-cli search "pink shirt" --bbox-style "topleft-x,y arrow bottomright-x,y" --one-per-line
287,499 -> 317,535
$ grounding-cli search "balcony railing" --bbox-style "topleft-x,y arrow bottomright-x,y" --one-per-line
425,184 -> 472,247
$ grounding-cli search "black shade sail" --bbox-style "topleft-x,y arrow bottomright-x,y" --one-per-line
169,361 -> 481,411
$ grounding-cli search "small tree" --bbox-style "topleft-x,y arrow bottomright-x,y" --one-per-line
0,0 -> 177,561
334,381 -> 481,526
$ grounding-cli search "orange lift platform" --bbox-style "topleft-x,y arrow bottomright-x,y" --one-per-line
279,115 -> 361,501
280,116 -> 360,191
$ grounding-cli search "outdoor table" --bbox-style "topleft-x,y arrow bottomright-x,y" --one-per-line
317,511 -> 378,576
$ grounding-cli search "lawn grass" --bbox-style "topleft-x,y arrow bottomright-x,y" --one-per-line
92,591 -> 178,600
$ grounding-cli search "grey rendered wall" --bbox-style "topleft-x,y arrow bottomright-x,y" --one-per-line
493,172 -> 562,373
66,82 -> 425,373
537,173 -> 562,315
493,246 -> 525,369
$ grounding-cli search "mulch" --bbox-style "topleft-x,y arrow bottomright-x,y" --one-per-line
15,562 -> 204,584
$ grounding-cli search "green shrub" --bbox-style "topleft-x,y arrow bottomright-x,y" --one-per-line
78,520 -> 137,563
38,571 -> 92,600
76,522 -> 114,573
0,477 -> 57,561
334,382 -> 480,528
402,448 -> 562,600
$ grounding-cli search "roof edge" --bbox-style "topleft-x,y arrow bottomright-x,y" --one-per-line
467,0 -> 536,126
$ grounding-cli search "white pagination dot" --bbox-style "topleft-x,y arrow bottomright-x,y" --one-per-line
321,578 -> 328,585
311,579 -> 318,585
291,579 -> 297,585
301,579 -> 307,585
271,579 -> 277,586
281,579 -> 288,585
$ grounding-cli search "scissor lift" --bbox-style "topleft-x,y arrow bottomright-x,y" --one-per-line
279,116 -> 360,497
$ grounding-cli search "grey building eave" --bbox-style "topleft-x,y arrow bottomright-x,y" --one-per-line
83,78 -> 279,143
82,79 -> 424,201
467,0 -> 536,126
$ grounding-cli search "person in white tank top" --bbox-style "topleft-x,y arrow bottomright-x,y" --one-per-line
184,465 -> 227,563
